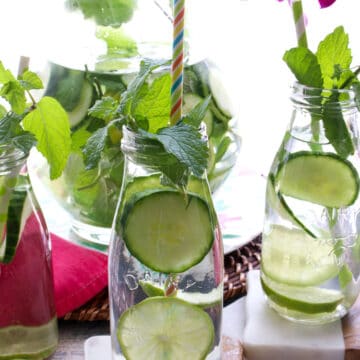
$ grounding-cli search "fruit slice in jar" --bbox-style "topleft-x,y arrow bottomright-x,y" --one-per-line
266,173 -> 316,238
139,280 -> 223,309
261,225 -> 339,286
261,276 -> 344,314
121,190 -> 214,273
276,151 -> 360,208
117,297 -> 215,360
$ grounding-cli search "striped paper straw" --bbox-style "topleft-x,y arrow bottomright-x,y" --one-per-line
170,0 -> 185,125
291,0 -> 308,48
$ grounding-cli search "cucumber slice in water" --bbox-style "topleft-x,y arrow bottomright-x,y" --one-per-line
121,191 -> 214,273
117,297 -> 215,360
267,174 -> 317,238
276,151 -> 360,208
0,185 -> 30,264
261,225 -> 339,286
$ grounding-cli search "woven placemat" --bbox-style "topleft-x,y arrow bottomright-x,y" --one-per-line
62,235 -> 262,321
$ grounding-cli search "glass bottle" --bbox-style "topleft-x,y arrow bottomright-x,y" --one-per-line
261,83 -> 360,324
0,145 -> 58,359
21,0 -> 240,245
108,126 -> 224,360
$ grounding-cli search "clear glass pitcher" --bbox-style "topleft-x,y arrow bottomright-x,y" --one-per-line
0,145 -> 58,359
261,83 -> 360,324
108,126 -> 224,359
20,0 -> 240,245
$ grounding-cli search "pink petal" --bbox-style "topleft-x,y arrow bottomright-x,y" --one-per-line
318,0 -> 336,8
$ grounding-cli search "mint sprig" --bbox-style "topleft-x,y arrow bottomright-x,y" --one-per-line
82,58 -> 210,189
0,61 -> 71,179
283,26 -> 358,158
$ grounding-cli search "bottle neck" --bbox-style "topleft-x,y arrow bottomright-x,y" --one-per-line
0,145 -> 27,176
289,83 -> 358,144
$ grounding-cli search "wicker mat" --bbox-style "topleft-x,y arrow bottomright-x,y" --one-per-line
62,235 -> 262,321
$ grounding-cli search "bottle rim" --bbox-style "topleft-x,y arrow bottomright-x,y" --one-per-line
0,144 -> 27,174
290,82 -> 357,111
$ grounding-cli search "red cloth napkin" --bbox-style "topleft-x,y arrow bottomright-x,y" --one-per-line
51,233 -> 108,318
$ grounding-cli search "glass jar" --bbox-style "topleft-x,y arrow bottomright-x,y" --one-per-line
23,0 -> 240,245
0,145 -> 58,359
108,126 -> 224,360
260,83 -> 360,324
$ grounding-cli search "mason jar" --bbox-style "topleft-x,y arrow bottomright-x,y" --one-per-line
261,83 -> 360,324
108,126 -> 224,359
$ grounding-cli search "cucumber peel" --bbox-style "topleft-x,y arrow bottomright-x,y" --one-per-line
276,151 -> 360,208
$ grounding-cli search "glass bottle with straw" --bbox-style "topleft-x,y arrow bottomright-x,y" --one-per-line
108,1 -> 224,359
260,0 -> 360,324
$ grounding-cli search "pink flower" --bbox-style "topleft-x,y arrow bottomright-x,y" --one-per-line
277,0 -> 336,8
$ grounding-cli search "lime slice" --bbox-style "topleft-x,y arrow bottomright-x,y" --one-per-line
117,297 -> 215,360
266,174 -> 316,238
121,191 -> 214,273
276,151 -> 359,208
139,280 -> 223,308
261,225 -> 339,286
261,276 -> 344,314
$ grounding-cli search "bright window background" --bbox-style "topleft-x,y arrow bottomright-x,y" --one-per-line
1,0 -> 359,175
205,0 -> 360,174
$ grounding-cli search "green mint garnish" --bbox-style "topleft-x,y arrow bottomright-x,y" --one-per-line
82,58 -> 210,189
0,61 -> 71,179
283,26 -> 358,158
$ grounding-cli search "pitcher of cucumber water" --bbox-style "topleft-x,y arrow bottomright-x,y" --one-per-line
25,0 -> 240,245
108,126 -> 223,359
261,83 -> 360,324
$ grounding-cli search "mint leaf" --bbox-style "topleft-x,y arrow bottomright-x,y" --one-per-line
283,47 -> 323,88
155,122 -> 208,178
83,118 -> 124,169
83,126 -> 108,169
316,26 -> 352,89
133,73 -> 171,133
0,61 -> 15,84
71,127 -> 91,154
0,80 -> 26,114
22,96 -> 71,179
0,104 -> 6,118
88,96 -> 119,121
183,96 -> 211,128
118,58 -> 169,115
322,93 -> 355,157
12,132 -> 37,154
19,70 -> 43,90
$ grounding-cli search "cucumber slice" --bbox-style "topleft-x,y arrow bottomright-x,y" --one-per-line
261,276 -> 344,314
276,151 -> 360,208
117,297 -> 215,360
67,80 -> 94,129
267,174 -> 316,238
0,188 -> 30,264
208,66 -> 234,121
121,191 -> 214,273
183,93 -> 213,136
261,225 -> 339,286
